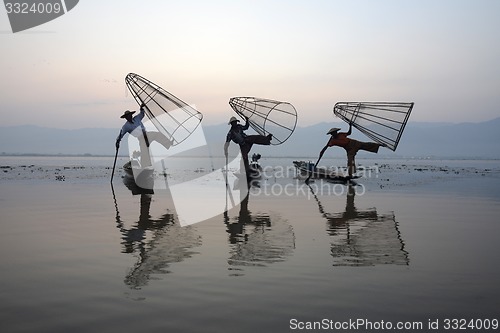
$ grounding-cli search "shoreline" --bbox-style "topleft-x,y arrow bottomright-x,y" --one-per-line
1,153 -> 500,161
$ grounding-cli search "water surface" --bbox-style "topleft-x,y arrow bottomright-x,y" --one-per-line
1,156 -> 499,332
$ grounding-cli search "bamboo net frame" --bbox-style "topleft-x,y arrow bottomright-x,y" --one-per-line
333,102 -> 414,151
229,97 -> 297,145
126,73 -> 203,147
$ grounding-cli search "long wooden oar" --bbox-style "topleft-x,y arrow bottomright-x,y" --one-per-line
224,154 -> 235,211
305,148 -> 327,184
110,146 -> 119,183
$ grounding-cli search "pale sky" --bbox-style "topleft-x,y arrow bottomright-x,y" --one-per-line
1,0 -> 499,129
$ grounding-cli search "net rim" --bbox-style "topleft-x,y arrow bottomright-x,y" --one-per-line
125,73 -> 203,147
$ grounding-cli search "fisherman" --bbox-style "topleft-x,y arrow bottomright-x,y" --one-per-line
115,103 -> 173,167
316,123 -> 381,178
224,116 -> 272,179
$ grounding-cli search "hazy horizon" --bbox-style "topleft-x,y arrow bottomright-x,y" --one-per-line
2,114 -> 500,131
1,117 -> 499,158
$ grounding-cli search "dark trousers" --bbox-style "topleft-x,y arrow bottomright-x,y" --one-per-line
139,131 -> 173,167
239,135 -> 271,177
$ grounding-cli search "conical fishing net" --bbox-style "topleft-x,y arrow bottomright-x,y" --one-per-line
333,102 -> 414,151
229,97 -> 297,145
126,73 -> 203,147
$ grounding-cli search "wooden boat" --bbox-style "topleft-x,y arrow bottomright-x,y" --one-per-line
293,160 -> 359,182
122,160 -> 155,192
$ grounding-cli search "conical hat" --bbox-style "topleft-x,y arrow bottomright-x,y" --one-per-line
120,110 -> 136,118
327,127 -> 341,135
228,116 -> 240,124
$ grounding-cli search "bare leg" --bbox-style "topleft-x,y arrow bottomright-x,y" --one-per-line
347,152 -> 356,177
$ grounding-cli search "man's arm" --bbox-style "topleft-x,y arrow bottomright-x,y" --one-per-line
136,104 -> 146,120
242,117 -> 250,130
346,123 -> 352,136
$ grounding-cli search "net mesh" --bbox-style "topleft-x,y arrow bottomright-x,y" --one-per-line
333,102 -> 414,151
229,97 -> 297,145
125,73 -> 203,147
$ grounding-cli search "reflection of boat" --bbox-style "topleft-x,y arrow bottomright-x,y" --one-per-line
293,160 -> 358,181
122,171 -> 154,195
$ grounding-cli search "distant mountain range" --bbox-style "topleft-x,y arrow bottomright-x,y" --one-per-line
1,117 -> 499,159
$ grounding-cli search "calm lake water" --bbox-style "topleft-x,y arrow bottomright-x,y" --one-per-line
1,156 -> 499,332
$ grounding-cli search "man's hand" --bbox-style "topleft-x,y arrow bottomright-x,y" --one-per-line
115,140 -> 120,150
347,122 -> 353,135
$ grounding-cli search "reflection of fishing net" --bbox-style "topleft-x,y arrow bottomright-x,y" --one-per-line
126,73 -> 203,147
229,97 -> 297,145
333,102 -> 414,151
329,212 -> 409,267
309,185 -> 409,267
124,222 -> 202,289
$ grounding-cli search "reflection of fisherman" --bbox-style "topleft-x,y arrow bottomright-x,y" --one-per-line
119,176 -> 156,253
225,194 -> 251,244
223,116 -> 272,178
115,104 -> 173,167
325,185 -> 377,230
113,179 -> 198,289
224,193 -> 294,270
317,124 -> 381,177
